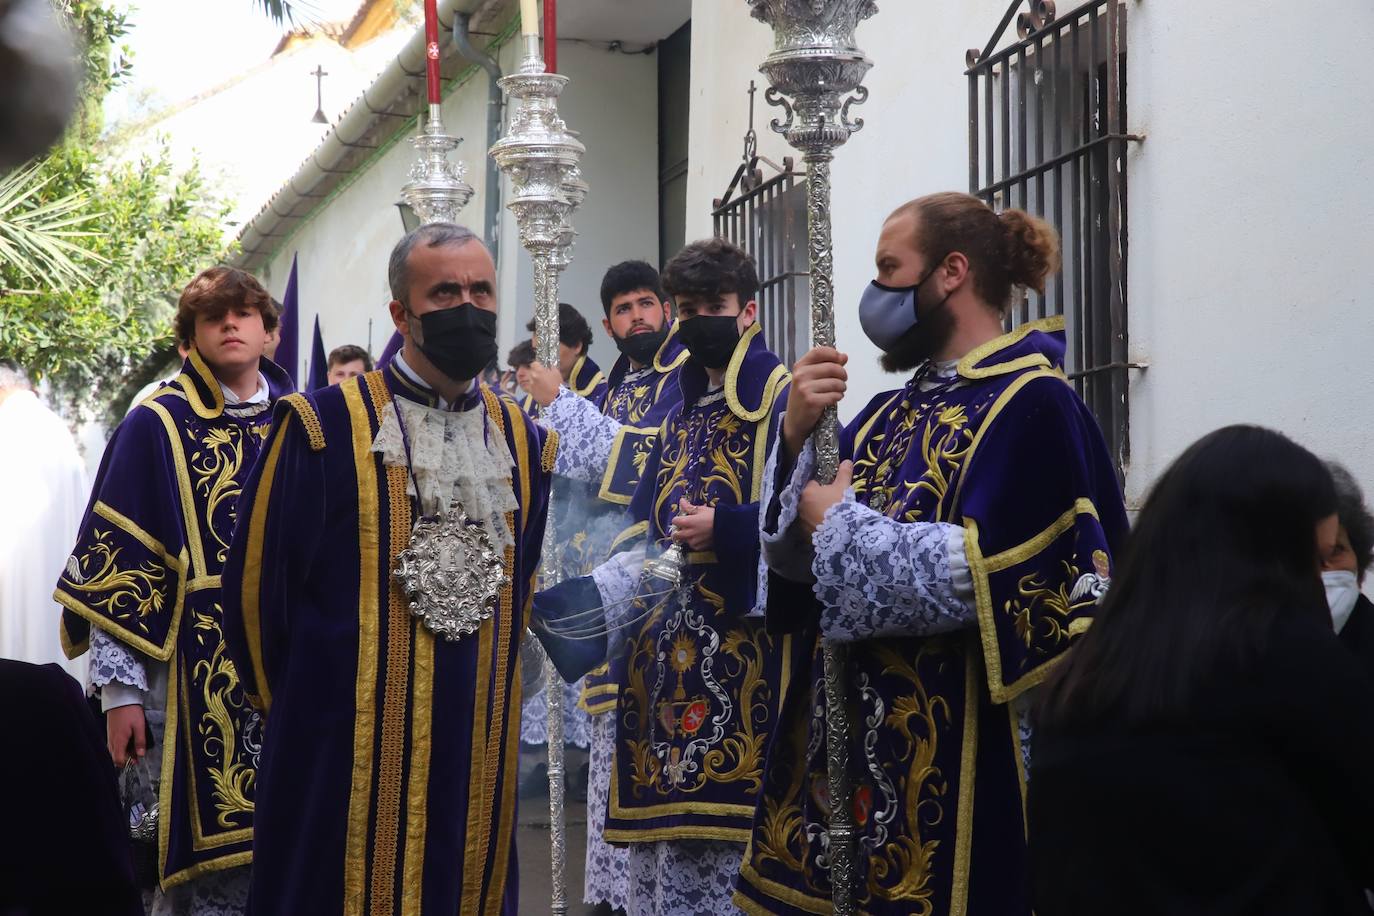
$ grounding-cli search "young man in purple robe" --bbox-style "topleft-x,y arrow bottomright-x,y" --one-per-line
536,239 -> 805,916
734,192 -> 1129,915
54,267 -> 291,914
526,260 -> 689,913
220,223 -> 552,916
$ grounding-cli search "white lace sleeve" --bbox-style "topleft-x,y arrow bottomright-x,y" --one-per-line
591,544 -> 646,657
88,625 -> 149,691
811,498 -> 976,642
758,438 -> 818,589
542,387 -> 622,483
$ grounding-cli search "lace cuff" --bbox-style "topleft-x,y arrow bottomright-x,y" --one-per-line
758,437 -> 818,590
88,625 -> 149,692
592,545 -> 646,658
811,499 -> 975,642
543,387 -> 621,484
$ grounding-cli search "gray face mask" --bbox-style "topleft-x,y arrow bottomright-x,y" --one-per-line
858,265 -> 938,352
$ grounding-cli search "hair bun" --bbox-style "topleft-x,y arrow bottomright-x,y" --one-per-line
999,209 -> 1062,295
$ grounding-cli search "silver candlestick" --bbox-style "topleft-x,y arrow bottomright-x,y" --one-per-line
747,2 -> 876,913
490,32 -> 585,916
400,103 -> 475,224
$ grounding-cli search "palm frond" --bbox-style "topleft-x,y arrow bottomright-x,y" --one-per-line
0,162 -> 109,289
251,0 -> 327,27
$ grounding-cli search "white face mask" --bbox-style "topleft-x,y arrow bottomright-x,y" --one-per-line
1324,569 -> 1361,633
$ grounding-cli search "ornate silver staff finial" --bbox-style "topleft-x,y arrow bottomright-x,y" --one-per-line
400,104 -> 477,225
490,30 -> 586,916
747,2 -> 877,914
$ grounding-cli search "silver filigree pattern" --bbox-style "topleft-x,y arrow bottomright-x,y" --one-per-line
492,33 -> 587,916
401,103 -> 475,225
746,3 -> 878,913
393,502 -> 504,642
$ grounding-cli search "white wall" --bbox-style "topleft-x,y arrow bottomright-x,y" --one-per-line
686,1 -> 1012,424
261,34 -> 659,381
1126,0 -> 1374,505
497,38 -> 660,373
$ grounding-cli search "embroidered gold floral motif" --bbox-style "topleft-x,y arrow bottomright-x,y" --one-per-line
64,529 -> 167,632
1005,560 -> 1095,653
864,643 -> 952,909
190,608 -> 255,827
187,424 -> 247,563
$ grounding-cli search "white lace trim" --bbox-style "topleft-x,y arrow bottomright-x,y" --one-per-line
371,396 -> 518,549
88,625 -> 148,691
542,386 -> 621,484
626,839 -> 745,916
756,437 -> 819,610
811,498 -> 976,642
584,711 -> 631,908
591,544 -> 647,658
149,865 -> 250,916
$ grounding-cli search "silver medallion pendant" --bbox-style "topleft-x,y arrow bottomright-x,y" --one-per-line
393,501 -> 504,642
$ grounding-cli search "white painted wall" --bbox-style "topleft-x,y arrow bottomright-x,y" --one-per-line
1126,0 -> 1374,506
688,0 -> 1374,509
261,34 -> 659,381
686,0 -> 1012,424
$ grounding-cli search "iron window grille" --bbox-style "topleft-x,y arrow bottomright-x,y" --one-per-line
967,0 -> 1141,480
712,155 -> 811,368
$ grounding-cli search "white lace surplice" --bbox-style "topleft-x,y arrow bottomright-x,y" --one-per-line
584,711 -> 630,908
626,839 -> 746,916
541,385 -> 624,484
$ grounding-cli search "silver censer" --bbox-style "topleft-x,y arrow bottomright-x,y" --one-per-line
490,31 -> 586,916
747,2 -> 877,913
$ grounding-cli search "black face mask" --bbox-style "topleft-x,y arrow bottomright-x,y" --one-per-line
614,325 -> 669,366
677,315 -> 741,370
410,303 -> 498,383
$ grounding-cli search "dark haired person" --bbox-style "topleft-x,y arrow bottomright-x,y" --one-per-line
54,265 -> 291,914
221,223 -> 552,915
537,238 -> 801,915
1030,427 -> 1374,914
508,337 -> 538,407
737,192 -> 1128,915
524,302 -> 607,412
1325,461 -> 1374,671
325,343 -> 373,385
525,259 -> 688,912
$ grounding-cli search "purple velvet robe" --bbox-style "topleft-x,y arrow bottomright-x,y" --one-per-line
602,323 -> 808,846
220,365 -> 552,916
54,351 -> 293,889
735,318 -> 1129,915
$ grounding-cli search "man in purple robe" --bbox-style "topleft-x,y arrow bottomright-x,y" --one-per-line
221,223 -> 552,916
537,239 -> 804,916
526,260 -> 689,912
734,192 -> 1129,915
55,267 -> 290,914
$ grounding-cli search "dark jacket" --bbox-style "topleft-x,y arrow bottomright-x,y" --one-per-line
0,660 -> 142,916
1341,593 -> 1374,673
1029,614 -> 1374,916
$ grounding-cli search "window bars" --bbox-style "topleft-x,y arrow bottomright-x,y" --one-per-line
712,155 -> 811,368
967,0 -> 1141,480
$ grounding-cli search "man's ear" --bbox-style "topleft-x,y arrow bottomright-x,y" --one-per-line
739,298 -> 759,329
942,252 -> 970,294
389,299 -> 409,336
603,316 -> 613,337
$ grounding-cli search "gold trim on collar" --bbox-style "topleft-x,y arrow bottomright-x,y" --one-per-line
957,315 -> 1064,380
724,324 -> 790,423
570,354 -> 605,397
181,348 -> 227,419
652,321 -> 690,373
386,362 -> 438,406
